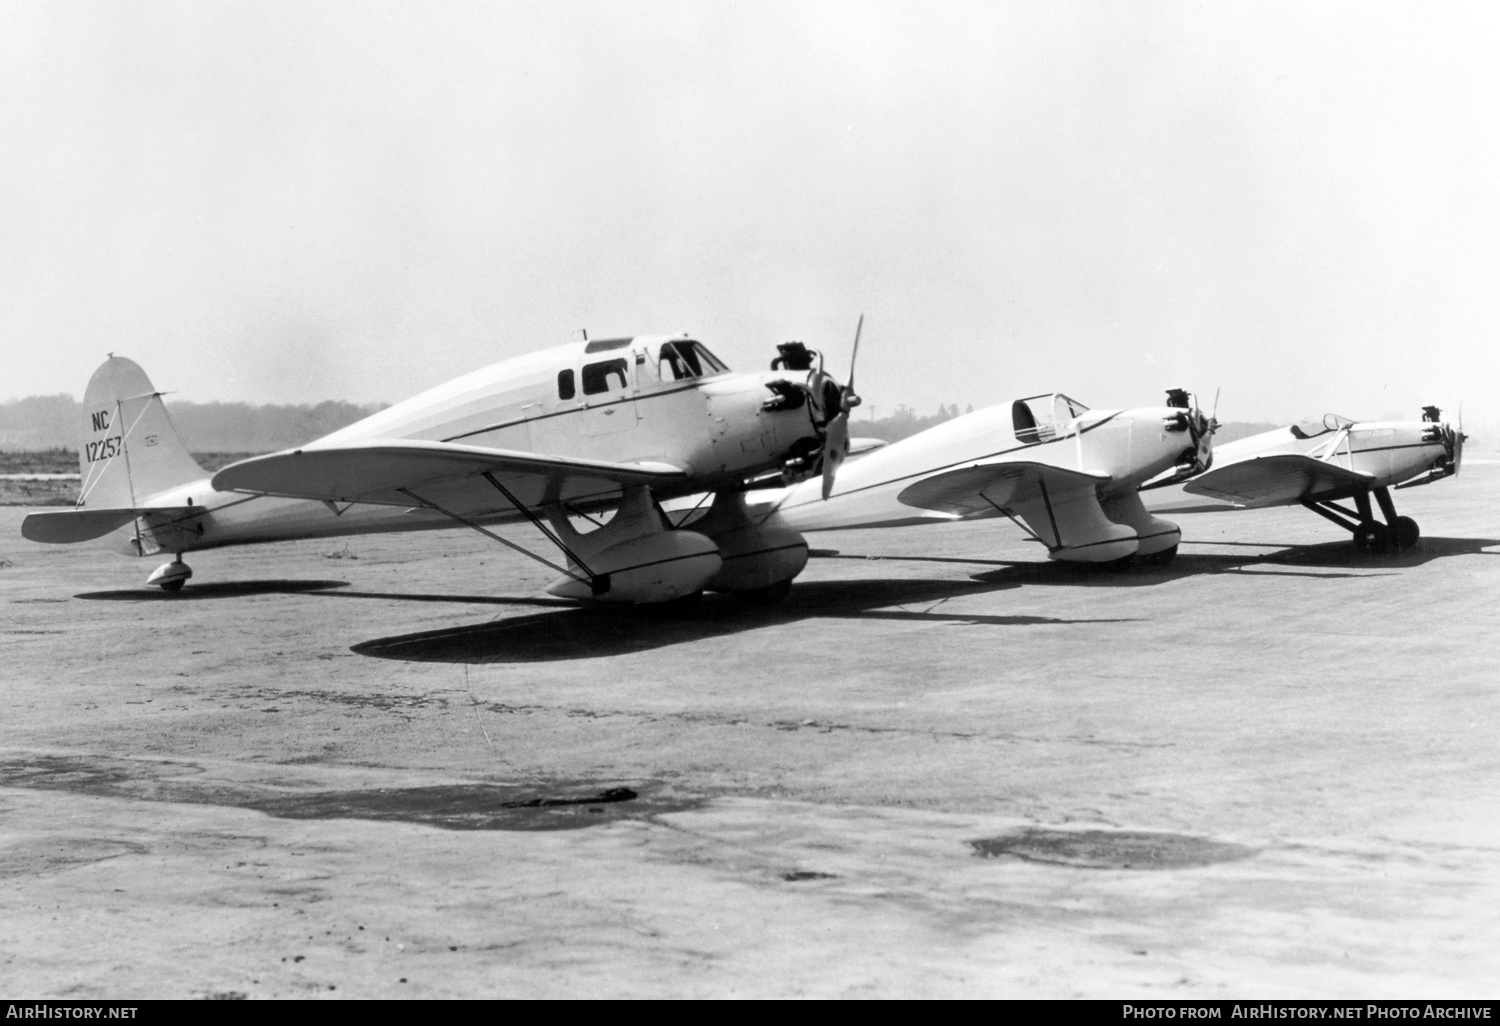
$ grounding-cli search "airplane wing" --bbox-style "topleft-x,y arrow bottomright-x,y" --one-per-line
211,440 -> 687,516
22,506 -> 204,544
896,461 -> 1109,517
1179,454 -> 1374,508
896,461 -> 1135,560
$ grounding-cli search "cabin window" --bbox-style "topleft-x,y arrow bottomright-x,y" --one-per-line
582,358 -> 630,396
557,369 -> 575,400
583,336 -> 632,353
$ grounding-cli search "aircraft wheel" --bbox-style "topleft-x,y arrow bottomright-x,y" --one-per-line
1391,516 -> 1420,549
158,578 -> 186,593
1139,544 -> 1178,567
1353,522 -> 1389,555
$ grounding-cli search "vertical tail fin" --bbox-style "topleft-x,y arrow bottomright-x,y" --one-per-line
77,356 -> 205,507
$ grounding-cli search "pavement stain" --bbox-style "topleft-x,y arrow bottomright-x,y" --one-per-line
0,753 -> 702,833
0,837 -> 149,878
970,828 -> 1258,870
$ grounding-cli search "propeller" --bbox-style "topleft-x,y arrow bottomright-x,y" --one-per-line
819,314 -> 864,500
1167,387 -> 1217,473
1403,403 -> 1466,488
1193,387 -> 1220,474
1142,387 -> 1218,490
1447,403 -> 1465,477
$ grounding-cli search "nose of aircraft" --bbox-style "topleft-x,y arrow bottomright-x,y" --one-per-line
1444,418 -> 1464,477
759,325 -> 862,492
1163,389 -> 1217,476
815,315 -> 864,499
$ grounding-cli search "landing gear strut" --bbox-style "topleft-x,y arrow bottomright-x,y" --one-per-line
1302,486 -> 1420,555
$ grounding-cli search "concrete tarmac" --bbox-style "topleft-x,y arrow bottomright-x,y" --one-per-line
2,465 -> 1498,998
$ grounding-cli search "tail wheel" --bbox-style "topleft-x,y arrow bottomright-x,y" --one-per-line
1353,522 -> 1389,554
1391,516 -> 1420,549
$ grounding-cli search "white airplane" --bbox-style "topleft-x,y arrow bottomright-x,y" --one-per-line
1144,408 -> 1464,553
726,388 -> 1217,566
22,333 -> 866,603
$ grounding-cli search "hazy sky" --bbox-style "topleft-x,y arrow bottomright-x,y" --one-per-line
3,0 -> 1497,432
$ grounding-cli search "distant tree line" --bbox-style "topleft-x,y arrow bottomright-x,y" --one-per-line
855,404 -> 972,443
0,391 -> 1323,453
0,394 -> 386,452
854,402 -> 1279,447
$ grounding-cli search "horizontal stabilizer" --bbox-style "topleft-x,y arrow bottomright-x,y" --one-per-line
22,506 -> 203,544
213,440 -> 687,514
1182,454 -> 1373,508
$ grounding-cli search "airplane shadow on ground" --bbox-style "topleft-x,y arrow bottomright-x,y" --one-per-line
75,580 -> 354,600
820,535 -> 1500,590
350,576 -> 1142,664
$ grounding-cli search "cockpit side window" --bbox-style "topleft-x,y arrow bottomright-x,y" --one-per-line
659,343 -> 693,381
557,368 -> 576,400
582,358 -> 630,396
1013,400 -> 1042,444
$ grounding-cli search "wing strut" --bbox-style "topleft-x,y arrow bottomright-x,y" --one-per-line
979,493 -> 1048,547
479,472 -> 602,581
394,486 -> 593,586
1035,477 -> 1062,549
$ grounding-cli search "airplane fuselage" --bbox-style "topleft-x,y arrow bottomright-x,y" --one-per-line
1208,419 -> 1453,499
106,336 -> 831,558
763,401 -> 1202,532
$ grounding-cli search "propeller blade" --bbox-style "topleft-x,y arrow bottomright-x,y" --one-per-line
847,314 -> 863,397
821,411 -> 850,500
817,315 -> 866,499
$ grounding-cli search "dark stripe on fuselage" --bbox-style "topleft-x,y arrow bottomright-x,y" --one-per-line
1344,442 -> 1443,456
441,378 -> 730,444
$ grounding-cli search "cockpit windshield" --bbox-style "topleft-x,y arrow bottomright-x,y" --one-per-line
1011,393 -> 1090,444
658,340 -> 729,381
1289,413 -> 1356,439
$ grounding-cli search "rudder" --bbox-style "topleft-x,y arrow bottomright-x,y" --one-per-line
77,356 -> 205,507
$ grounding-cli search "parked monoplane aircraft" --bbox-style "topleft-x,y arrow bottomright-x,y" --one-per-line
718,389 -> 1217,566
22,333 -> 866,603
1144,408 -> 1464,552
